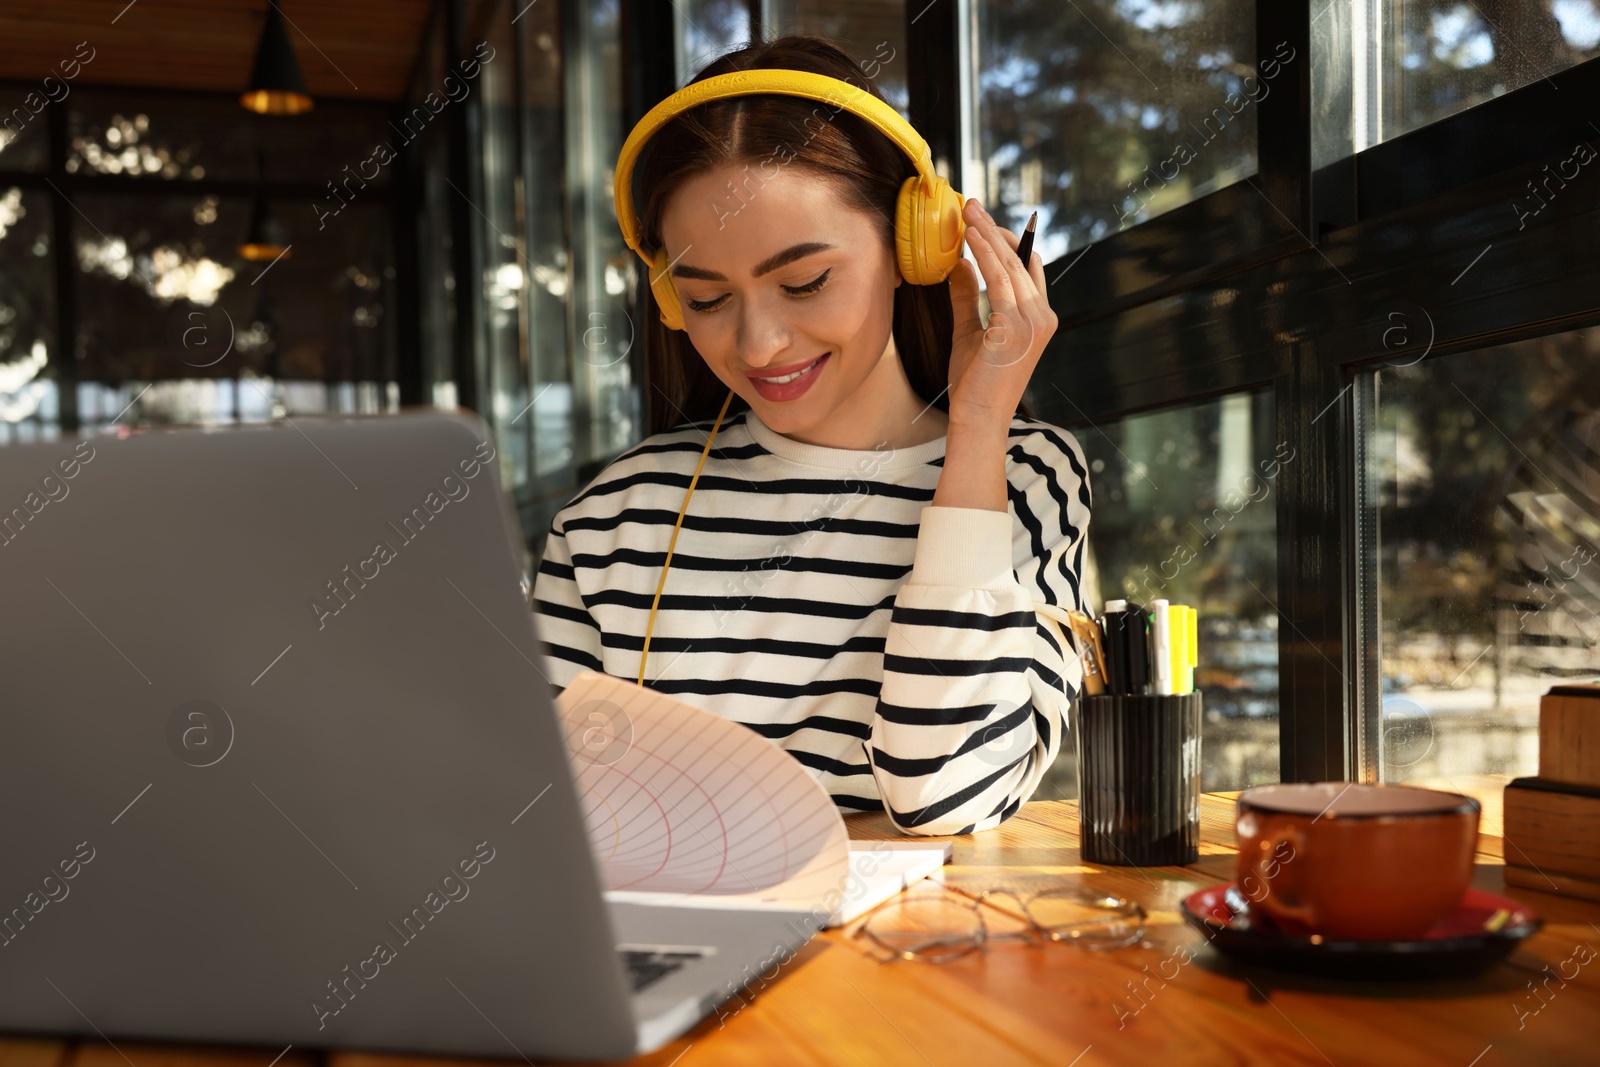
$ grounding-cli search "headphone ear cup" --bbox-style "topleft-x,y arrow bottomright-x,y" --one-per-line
649,246 -> 686,331
894,173 -> 966,285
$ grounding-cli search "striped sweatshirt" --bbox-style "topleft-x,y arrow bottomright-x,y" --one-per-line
531,407 -> 1093,836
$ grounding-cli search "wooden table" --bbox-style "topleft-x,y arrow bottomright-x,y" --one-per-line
4,794 -> 1596,1067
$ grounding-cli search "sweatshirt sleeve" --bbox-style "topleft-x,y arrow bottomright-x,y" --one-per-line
865,426 -> 1093,836
530,517 -> 604,700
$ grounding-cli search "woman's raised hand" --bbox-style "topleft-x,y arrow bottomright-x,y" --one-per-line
944,197 -> 1058,434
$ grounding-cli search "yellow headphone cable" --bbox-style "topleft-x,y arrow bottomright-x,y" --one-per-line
637,387 -> 735,685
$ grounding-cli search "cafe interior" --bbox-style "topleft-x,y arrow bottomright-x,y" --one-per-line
2,0 -> 1598,1064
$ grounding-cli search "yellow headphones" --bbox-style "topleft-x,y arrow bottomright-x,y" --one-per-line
614,67 -> 967,684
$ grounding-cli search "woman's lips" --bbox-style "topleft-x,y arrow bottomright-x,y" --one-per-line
747,353 -> 829,402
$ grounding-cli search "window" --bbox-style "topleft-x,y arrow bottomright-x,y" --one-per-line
0,186 -> 55,443
0,82 -> 401,447
521,0 -> 578,495
0,89 -> 50,173
677,0 -> 754,83
65,90 -> 396,185
555,0 -> 1600,794
71,191 -> 395,434
565,0 -> 640,468
473,0 -> 531,493
1058,390 -> 1281,797
1314,0 -> 1600,167
971,0 -> 1258,259
765,0 -> 908,114
413,16 -> 459,412
1365,326 -> 1600,794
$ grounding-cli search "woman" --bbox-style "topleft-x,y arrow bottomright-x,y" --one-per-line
532,35 -> 1091,836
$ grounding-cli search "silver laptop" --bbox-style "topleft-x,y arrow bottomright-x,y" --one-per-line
0,411 -> 817,1061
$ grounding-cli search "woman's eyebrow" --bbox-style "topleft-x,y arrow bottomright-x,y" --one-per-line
671,242 -> 834,282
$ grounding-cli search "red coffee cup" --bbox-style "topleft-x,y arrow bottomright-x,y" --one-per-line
1234,782 -> 1480,941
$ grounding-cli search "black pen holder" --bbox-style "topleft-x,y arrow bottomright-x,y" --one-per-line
1074,692 -> 1202,866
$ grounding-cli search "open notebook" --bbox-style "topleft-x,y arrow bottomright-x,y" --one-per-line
555,670 -> 950,927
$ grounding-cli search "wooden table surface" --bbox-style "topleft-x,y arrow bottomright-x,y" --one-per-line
4,793 -> 1596,1067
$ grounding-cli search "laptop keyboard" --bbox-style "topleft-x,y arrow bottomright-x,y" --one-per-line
617,945 -> 710,992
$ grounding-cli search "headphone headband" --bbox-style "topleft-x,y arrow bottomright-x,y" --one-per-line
614,66 -> 966,332
613,69 -> 937,259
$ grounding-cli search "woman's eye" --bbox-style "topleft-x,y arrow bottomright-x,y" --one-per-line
782,268 -> 830,296
685,294 -> 728,313
684,269 -> 831,315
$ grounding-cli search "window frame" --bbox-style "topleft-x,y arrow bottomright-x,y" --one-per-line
988,2 -> 1600,784
583,0 -> 1600,785
0,79 -> 405,437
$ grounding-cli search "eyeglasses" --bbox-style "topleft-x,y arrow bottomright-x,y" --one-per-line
848,880 -> 1147,963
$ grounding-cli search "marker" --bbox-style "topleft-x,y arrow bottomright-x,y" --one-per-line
1122,602 -> 1148,695
1151,599 -> 1171,696
1101,599 -> 1127,695
1187,607 -> 1199,692
1168,604 -> 1188,694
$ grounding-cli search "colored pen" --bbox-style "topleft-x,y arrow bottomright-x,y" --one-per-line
1122,601 -> 1148,695
1151,599 -> 1172,696
1015,211 -> 1037,265
1167,604 -> 1187,694
1187,606 -> 1199,693
1065,610 -> 1107,696
1101,599 -> 1127,695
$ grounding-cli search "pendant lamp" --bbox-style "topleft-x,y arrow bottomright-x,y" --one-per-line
239,191 -> 290,260
240,3 -> 314,115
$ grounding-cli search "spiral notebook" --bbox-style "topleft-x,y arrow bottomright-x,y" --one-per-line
555,670 -> 951,927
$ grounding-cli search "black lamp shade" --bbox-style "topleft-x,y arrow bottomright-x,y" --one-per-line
239,190 -> 291,261
240,4 -> 314,115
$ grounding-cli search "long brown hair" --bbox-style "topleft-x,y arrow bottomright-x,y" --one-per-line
633,34 -> 1035,436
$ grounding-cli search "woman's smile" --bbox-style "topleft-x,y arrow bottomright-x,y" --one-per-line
747,353 -> 831,400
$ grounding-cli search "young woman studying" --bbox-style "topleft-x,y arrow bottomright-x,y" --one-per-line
531,35 -> 1091,836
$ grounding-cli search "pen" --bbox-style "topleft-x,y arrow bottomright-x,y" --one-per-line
1015,211 -> 1037,265
1101,599 -> 1127,695
1151,599 -> 1171,696
1167,603 -> 1185,694
1122,601 -> 1148,695
1065,610 -> 1107,696
1187,606 -> 1199,693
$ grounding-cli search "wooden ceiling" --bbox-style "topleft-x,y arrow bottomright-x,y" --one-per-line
0,0 -> 434,102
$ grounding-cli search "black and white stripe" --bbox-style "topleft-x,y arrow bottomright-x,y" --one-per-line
531,408 -> 1092,835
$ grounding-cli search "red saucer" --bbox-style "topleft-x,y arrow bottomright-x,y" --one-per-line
1180,883 -> 1542,979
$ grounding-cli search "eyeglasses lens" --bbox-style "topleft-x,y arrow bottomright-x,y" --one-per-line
1025,890 -> 1144,947
861,890 -> 983,962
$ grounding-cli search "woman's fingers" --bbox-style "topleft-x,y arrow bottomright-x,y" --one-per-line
963,199 -> 1047,317
962,199 -> 1053,366
962,205 -> 1019,312
946,256 -> 983,340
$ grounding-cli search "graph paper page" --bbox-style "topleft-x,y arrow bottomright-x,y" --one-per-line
556,670 -> 851,910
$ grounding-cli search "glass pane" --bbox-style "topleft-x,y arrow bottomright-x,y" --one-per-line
0,86 -> 51,172
474,0 -> 530,494
1315,0 -> 1600,166
0,186 -> 57,443
66,89 -> 396,184
566,0 -> 640,466
417,141 -> 458,410
974,1 -> 1258,261
1043,390 -> 1282,800
1371,327 -> 1600,800
677,0 -> 753,83
70,191 -> 395,431
767,0 -> 908,114
522,0 -> 579,527
412,13 -> 458,410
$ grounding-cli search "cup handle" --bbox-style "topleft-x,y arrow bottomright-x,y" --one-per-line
1242,825 -> 1314,929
